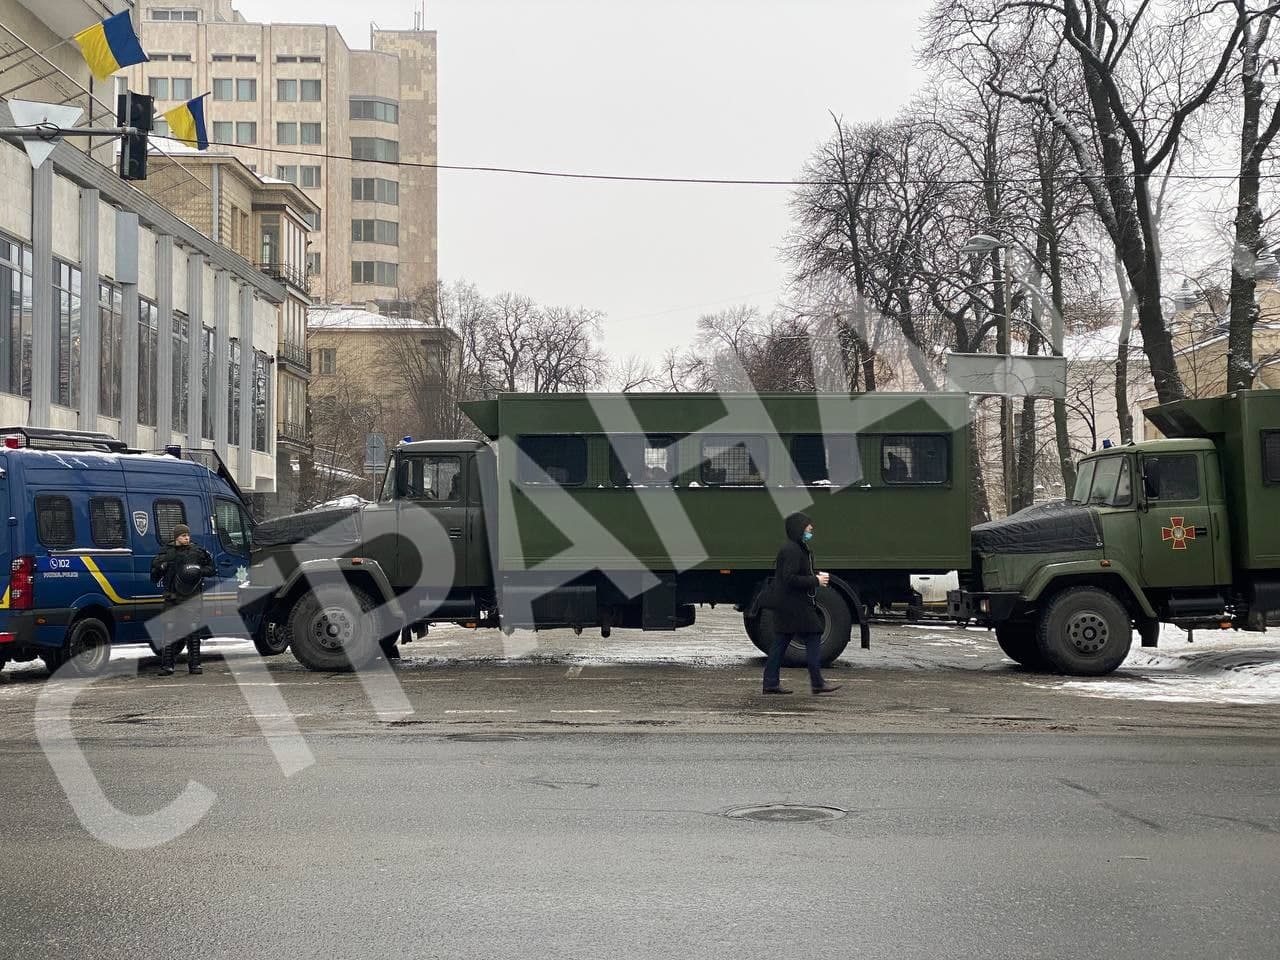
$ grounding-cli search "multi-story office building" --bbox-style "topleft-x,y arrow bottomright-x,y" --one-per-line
0,0 -> 286,500
124,0 -> 438,312
138,150 -> 317,514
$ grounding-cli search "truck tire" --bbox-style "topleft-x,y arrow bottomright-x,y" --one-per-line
45,617 -> 113,678
288,583 -> 380,672
995,622 -> 1046,670
743,586 -> 852,667
1036,587 -> 1133,676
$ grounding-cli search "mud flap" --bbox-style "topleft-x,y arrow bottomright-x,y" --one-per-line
829,576 -> 871,650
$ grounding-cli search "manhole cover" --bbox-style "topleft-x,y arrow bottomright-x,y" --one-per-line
723,804 -> 846,823
447,732 -> 525,743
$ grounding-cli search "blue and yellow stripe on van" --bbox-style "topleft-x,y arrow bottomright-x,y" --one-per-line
0,585 -> 8,609
77,556 -> 162,606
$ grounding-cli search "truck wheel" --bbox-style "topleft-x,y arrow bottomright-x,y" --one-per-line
45,617 -> 113,678
288,584 -> 380,672
995,622 -> 1046,670
744,587 -> 852,667
1036,587 -> 1133,676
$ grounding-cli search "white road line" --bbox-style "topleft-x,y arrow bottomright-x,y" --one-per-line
443,709 -> 518,714
566,665 -> 584,678
549,709 -> 619,714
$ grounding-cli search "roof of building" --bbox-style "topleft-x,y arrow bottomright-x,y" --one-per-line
307,305 -> 443,332
1063,323 -> 1146,362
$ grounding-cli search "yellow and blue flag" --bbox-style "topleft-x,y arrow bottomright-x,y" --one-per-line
74,11 -> 149,82
163,95 -> 209,150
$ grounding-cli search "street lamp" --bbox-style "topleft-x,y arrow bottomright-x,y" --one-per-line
962,233 -> 1017,516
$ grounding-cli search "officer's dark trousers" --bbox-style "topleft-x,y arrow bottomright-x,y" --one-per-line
763,631 -> 824,690
161,602 -> 202,672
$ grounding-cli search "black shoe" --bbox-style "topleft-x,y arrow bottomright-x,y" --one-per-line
762,686 -> 793,695
158,665 -> 175,677
188,664 -> 203,675
812,683 -> 841,695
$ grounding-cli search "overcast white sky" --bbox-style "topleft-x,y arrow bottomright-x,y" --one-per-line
239,0 -> 933,361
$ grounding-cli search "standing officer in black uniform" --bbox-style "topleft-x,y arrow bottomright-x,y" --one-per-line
150,523 -> 215,676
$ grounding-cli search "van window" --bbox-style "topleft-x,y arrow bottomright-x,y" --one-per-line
790,434 -> 861,486
881,435 -> 948,484
1142,454 -> 1200,502
215,499 -> 251,552
517,435 -> 586,486
700,437 -> 766,486
154,499 -> 188,545
609,435 -> 677,486
1263,431 -> 1280,484
35,495 -> 75,548
89,497 -> 127,548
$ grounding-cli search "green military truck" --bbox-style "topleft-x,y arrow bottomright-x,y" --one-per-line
249,391 -> 972,671
949,390 -> 1280,674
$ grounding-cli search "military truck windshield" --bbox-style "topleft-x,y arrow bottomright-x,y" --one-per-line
1078,456 -> 1132,507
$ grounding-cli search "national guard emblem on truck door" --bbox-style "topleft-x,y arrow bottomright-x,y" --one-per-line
133,511 -> 149,537
1161,516 -> 1195,550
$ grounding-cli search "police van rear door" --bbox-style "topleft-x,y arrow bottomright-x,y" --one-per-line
0,453 -> 10,619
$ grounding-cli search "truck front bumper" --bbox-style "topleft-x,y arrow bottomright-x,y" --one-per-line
947,590 -> 1021,624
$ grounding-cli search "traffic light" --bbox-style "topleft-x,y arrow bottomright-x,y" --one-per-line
116,91 -> 153,181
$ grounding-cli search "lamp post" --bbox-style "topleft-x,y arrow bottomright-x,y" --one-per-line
961,233 -> 1016,516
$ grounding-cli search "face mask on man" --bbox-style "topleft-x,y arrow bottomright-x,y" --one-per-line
803,530 -> 814,542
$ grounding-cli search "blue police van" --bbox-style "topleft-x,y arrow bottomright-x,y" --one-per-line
0,427 -> 259,676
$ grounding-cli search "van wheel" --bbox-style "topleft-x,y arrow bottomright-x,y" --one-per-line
46,617 -> 113,678
253,622 -> 290,657
288,584 -> 379,672
995,622 -> 1047,670
744,587 -> 852,667
1036,587 -> 1133,676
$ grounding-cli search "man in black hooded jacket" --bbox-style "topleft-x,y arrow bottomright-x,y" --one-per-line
762,512 -> 841,695
149,523 -> 215,676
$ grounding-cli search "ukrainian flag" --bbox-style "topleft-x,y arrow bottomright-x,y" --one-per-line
164,95 -> 209,150
74,11 -> 149,82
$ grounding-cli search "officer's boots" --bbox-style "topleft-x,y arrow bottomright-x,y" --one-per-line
188,637 -> 203,675
158,640 -> 176,677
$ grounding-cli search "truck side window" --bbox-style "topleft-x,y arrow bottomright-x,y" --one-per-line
516,436 -> 586,486
1263,431 -> 1280,484
89,497 -> 127,548
154,500 -> 187,544
1143,454 -> 1200,502
378,457 -> 397,501
700,437 -> 766,486
790,434 -> 861,486
35,495 -> 75,548
881,435 -> 948,485
403,456 -> 462,501
609,435 -> 677,487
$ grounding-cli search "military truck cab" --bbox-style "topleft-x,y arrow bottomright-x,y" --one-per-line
951,390 -> 1280,675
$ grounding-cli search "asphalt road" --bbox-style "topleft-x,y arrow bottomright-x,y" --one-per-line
3,615 -> 1280,959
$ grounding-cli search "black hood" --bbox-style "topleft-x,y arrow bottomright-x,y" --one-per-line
784,512 -> 813,544
972,500 -> 1103,555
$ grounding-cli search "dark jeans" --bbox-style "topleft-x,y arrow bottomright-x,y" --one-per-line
764,631 -> 824,690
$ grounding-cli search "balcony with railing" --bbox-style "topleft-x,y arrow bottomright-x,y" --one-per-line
277,419 -> 309,447
278,340 -> 310,373
256,260 -> 311,294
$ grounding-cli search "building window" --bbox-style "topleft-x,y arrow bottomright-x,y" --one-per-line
350,99 -> 399,123
171,53 -> 192,62
300,122 -> 322,145
89,497 -> 127,548
172,311 -> 189,430
277,78 -> 297,102
276,122 -> 298,145
0,235 -> 32,399
252,350 -> 269,452
235,54 -> 257,63
137,298 -> 159,426
303,211 -> 320,230
201,325 -> 215,440
236,78 -> 257,101
150,54 -> 170,62
350,137 -> 398,162
98,280 -> 122,417
228,339 -> 241,446
351,178 -> 398,204
235,121 -> 257,145
148,77 -> 169,100
306,251 -> 321,276
172,77 -> 192,100
299,55 -> 321,63
316,347 -> 336,374
350,261 -> 398,286
276,55 -> 298,64
212,78 -> 232,100
351,219 -> 399,245
212,120 -> 232,143
153,118 -> 171,138
516,436 -> 587,486
211,54 -> 233,62
52,260 -> 81,409
300,165 -> 321,188
700,437 -> 766,486
35,495 -> 75,548
275,165 -> 298,183
150,8 -> 200,21
300,79 -> 322,101
881,435 -> 949,485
